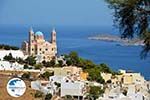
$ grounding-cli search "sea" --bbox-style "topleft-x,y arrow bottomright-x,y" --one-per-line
0,25 -> 150,80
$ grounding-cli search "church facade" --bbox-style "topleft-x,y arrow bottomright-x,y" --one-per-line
22,27 -> 57,62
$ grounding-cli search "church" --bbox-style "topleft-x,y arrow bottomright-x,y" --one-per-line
22,27 -> 57,62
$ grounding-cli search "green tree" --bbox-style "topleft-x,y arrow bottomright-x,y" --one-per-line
66,60 -> 72,66
16,57 -> 24,64
69,51 -> 79,66
25,56 -> 36,66
99,63 -> 112,73
0,44 -> 19,50
50,59 -> 56,67
106,0 -> 150,57
58,60 -> 63,67
23,64 -> 29,69
86,67 -> 105,84
89,86 -> 104,100
3,53 -> 15,62
45,93 -> 52,100
34,64 -> 43,69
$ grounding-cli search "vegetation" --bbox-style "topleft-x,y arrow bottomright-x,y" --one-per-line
62,95 -> 74,100
63,51 -> 117,83
89,86 -> 104,100
45,93 -> 52,100
40,71 -> 54,80
3,53 -> 15,62
34,90 -> 44,98
21,72 -> 31,79
0,44 -> 19,50
105,0 -> 150,58
16,57 -> 24,64
25,56 -> 36,66
23,64 -> 29,69
42,59 -> 56,67
34,64 -> 43,69
58,60 -> 64,67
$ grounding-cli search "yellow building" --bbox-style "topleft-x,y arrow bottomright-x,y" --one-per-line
80,72 -> 88,81
101,70 -> 145,85
120,70 -> 145,85
22,27 -> 57,62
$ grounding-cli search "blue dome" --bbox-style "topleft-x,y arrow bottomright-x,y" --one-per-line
35,31 -> 43,36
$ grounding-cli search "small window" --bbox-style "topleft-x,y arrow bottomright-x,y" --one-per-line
46,48 -> 48,51
43,56 -> 46,59
32,48 -> 34,51
40,48 -> 42,51
42,51 -> 45,54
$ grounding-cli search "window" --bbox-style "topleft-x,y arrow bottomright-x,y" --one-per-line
42,51 -> 45,54
46,48 -> 48,51
43,56 -> 45,59
39,48 -> 42,51
32,48 -> 34,51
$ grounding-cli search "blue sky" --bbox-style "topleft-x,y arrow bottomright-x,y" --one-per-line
0,0 -> 113,26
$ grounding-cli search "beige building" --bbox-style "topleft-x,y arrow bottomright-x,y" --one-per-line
22,27 -> 57,62
101,69 -> 145,85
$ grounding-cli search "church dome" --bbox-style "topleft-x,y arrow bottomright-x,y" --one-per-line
35,31 -> 43,36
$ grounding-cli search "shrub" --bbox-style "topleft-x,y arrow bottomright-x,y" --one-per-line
34,91 -> 44,98
23,64 -> 29,69
22,72 -> 31,79
40,71 -> 54,80
45,93 -> 52,100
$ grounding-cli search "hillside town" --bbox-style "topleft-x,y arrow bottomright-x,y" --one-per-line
0,28 -> 150,100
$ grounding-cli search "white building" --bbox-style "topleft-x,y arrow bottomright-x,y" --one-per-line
0,50 -> 24,60
61,81 -> 86,97
0,61 -> 24,70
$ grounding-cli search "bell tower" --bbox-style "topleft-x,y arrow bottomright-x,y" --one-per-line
29,27 -> 35,55
51,28 -> 56,44
51,28 -> 57,55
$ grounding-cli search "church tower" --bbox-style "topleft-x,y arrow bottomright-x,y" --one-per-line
29,27 -> 35,55
51,28 -> 57,55
51,28 -> 56,44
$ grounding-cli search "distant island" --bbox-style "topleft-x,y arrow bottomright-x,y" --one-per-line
88,34 -> 144,46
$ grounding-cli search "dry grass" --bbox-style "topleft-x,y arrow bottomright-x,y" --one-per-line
0,72 -> 38,100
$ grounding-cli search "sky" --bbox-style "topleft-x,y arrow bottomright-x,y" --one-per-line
0,0 -> 113,27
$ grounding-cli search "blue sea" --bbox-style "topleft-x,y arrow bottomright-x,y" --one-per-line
0,25 -> 150,80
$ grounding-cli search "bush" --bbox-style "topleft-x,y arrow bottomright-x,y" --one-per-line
23,64 -> 29,69
58,60 -> 63,67
89,86 -> 104,99
34,91 -> 44,98
3,53 -> 15,62
45,93 -> 52,100
40,71 -> 54,80
25,56 -> 36,66
0,44 -> 19,50
22,72 -> 31,79
34,64 -> 43,69
66,60 -> 72,66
